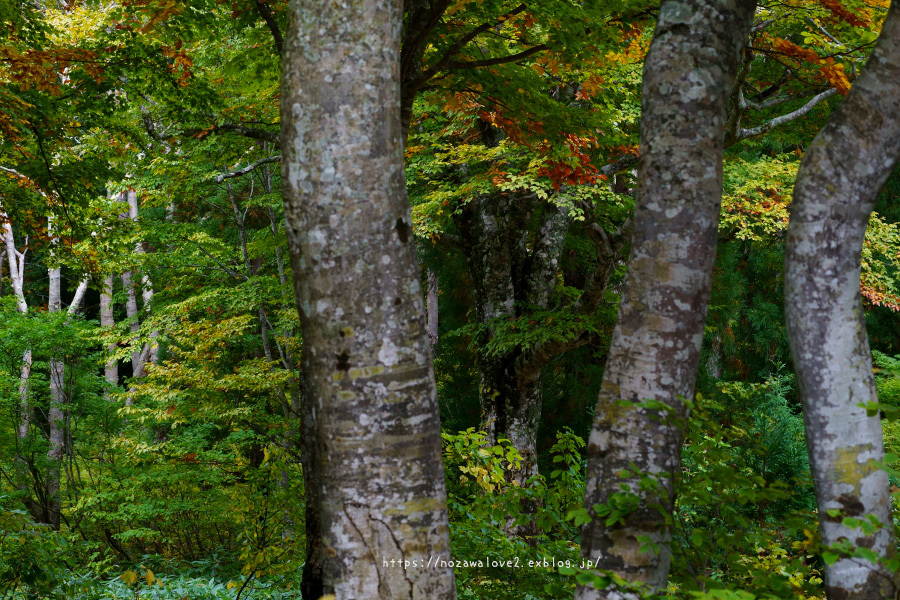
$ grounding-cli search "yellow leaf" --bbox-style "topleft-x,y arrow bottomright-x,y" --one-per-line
120,570 -> 138,585
145,569 -> 155,585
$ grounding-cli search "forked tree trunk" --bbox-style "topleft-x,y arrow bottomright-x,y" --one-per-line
281,1 -> 456,598
577,0 -> 756,596
2,214 -> 37,518
785,6 -> 900,598
454,194 -> 571,484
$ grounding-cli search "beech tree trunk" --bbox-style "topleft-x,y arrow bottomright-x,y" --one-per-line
45,223 -> 90,531
100,275 -> 118,386
784,5 -> 900,598
453,194 -> 571,483
577,0 -> 756,596
281,1 -> 456,598
2,214 -> 38,519
46,255 -> 64,530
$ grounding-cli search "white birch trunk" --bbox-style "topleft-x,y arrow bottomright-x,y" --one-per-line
784,5 -> 900,598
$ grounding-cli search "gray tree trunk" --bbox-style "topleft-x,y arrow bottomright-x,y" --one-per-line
100,274 -> 118,386
427,270 -> 438,346
281,1 -> 456,598
577,0 -> 756,596
127,190 -> 159,365
3,217 -> 32,433
784,5 -> 900,598
46,252 -> 64,531
45,222 -> 90,531
453,194 -> 571,484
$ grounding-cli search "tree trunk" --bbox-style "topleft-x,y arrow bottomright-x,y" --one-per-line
2,214 -> 38,517
46,254 -> 64,530
127,190 -> 159,365
281,0 -> 456,597
427,270 -> 438,346
453,194 -> 571,484
784,5 -> 900,598
100,274 -> 118,386
577,0 -> 756,596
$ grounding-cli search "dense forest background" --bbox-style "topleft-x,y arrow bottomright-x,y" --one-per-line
1,0 -> 900,598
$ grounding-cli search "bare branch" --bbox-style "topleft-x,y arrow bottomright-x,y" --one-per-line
599,154 -> 638,178
213,155 -> 282,183
807,16 -> 843,46
733,88 -> 838,144
0,166 -> 28,179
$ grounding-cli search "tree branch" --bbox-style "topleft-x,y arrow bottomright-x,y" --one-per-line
254,0 -> 284,55
444,43 -> 549,70
732,88 -> 838,144
183,123 -> 280,143
213,155 -> 282,183
410,3 -> 531,89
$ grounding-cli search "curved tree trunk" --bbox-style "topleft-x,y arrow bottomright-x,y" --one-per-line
577,0 -> 756,596
784,6 -> 900,598
281,1 -> 456,597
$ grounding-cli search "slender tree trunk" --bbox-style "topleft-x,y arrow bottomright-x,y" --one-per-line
281,1 -> 456,597
577,0 -> 756,596
46,254 -> 64,530
100,275 -> 118,386
784,6 -> 900,598
2,215 -> 37,517
128,190 -> 159,365
427,270 -> 438,346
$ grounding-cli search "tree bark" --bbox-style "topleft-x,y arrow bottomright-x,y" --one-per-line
427,270 -> 438,347
577,0 -> 756,596
100,274 -> 118,386
46,250 -> 64,531
453,194 -> 571,484
281,1 -> 456,598
784,5 -> 900,598
2,214 -> 37,519
127,190 -> 159,366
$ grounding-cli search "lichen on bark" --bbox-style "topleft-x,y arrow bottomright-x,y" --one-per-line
785,4 -> 900,598
577,0 -> 757,596
280,1 -> 456,598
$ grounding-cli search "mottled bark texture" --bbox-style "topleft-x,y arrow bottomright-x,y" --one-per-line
453,194 -> 571,483
281,1 -> 456,598
784,5 -> 900,598
578,0 -> 756,596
